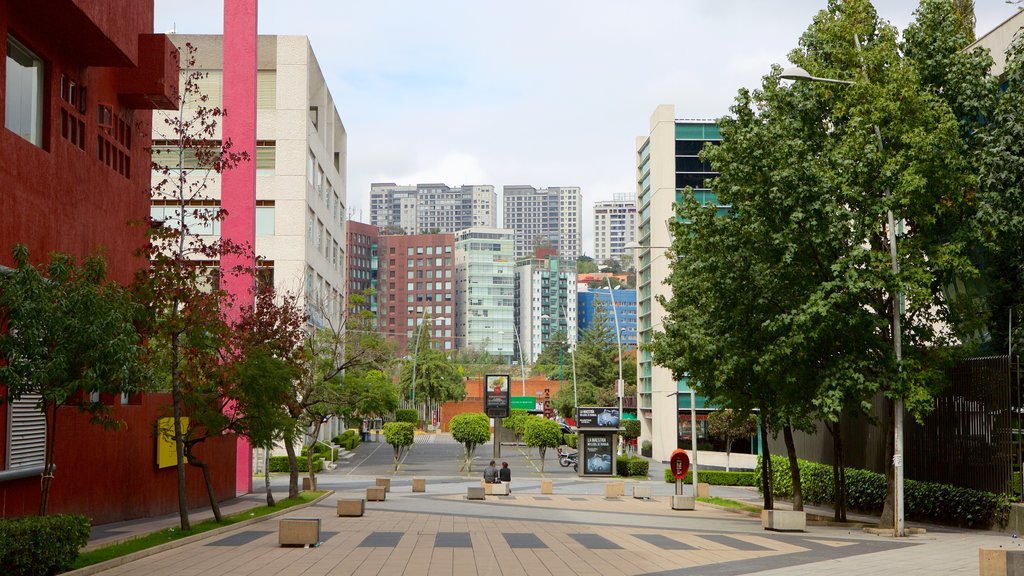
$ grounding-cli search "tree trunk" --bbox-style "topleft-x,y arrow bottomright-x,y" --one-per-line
187,452 -> 222,522
828,420 -> 847,522
783,423 -> 803,512
306,420 -> 323,493
170,335 -> 191,530
725,437 -> 732,473
759,415 -> 774,510
539,446 -> 546,472
880,398 -> 896,528
461,444 -> 473,472
38,403 -> 58,515
264,453 -> 275,507
393,446 -> 401,471
284,430 -> 299,499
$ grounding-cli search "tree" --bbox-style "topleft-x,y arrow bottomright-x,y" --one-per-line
502,408 -> 530,443
450,412 -> 491,472
575,256 -> 599,274
650,0 -> 977,519
383,421 -> 415,470
523,417 -> 561,472
707,410 -> 757,472
137,41 -> 250,530
0,246 -> 145,515
532,330 -> 569,380
619,419 -> 641,454
398,319 -> 466,419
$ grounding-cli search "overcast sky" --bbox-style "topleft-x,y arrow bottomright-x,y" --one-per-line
154,1 -> 1017,257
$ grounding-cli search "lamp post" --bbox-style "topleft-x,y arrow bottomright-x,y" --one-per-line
542,311 -> 578,414
505,324 -> 527,396
781,62 -> 905,537
409,307 -> 430,409
605,275 -> 625,455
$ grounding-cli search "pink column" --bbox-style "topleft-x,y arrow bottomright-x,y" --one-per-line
222,0 -> 257,496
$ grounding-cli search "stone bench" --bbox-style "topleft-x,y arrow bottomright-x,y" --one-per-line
980,547 -> 1024,575
540,479 -> 553,494
279,517 -> 320,547
367,486 -> 386,501
605,481 -> 625,498
375,478 -> 391,492
467,486 -> 485,500
302,476 -> 316,491
761,510 -> 806,532
412,478 -> 426,492
337,498 -> 364,517
632,485 -> 652,499
491,482 -> 509,496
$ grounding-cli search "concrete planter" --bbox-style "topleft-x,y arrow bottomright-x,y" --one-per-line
366,486 -> 386,502
412,478 -> 426,492
375,478 -> 391,492
761,509 -> 806,532
336,499 -> 364,517
279,518 -> 320,547
671,495 -> 695,510
632,486 -> 652,499
540,480 -> 553,494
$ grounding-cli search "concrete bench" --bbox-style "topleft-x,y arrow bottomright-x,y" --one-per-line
980,547 -> 1024,575
761,510 -> 806,532
467,486 -> 485,500
337,498 -> 364,517
412,478 -> 426,492
302,477 -> 316,491
491,482 -> 509,496
605,481 -> 625,498
279,517 -> 320,547
367,486 -> 386,501
632,485 -> 652,499
540,480 -> 553,494
375,478 -> 391,492
697,482 -> 711,498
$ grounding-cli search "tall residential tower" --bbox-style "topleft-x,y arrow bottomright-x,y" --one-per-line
502,185 -> 582,260
370,183 -> 497,235
593,194 -> 637,264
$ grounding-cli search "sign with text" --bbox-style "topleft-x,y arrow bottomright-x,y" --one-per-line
582,433 -> 614,475
484,374 -> 510,418
576,407 -> 620,429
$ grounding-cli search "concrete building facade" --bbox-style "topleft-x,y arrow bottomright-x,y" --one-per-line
635,104 -> 721,462
502,185 -> 583,260
454,227 -> 516,361
593,194 -> 637,263
370,183 -> 497,235
515,254 -> 578,362
376,233 -> 456,353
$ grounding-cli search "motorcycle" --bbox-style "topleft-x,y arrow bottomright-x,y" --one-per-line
557,447 -> 578,468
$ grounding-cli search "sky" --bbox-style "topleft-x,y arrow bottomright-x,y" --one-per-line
154,1 -> 1017,257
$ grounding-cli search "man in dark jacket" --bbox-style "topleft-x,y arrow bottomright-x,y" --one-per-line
483,460 -> 498,483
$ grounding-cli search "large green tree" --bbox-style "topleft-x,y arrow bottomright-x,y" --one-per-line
398,318 -> 466,417
0,246 -> 145,515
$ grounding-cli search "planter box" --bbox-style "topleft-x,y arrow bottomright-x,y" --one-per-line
641,448 -> 652,458
336,498 -> 364,517
980,547 -> 1024,576
671,495 -> 695,510
467,486 -> 485,500
697,482 -> 710,498
540,480 -> 553,494
301,477 -> 316,491
279,517 -> 320,546
412,478 -> 426,492
366,486 -> 386,502
761,510 -> 806,532
605,482 -> 625,498
481,480 -> 494,495
375,478 -> 391,492
632,486 -> 652,499
491,483 -> 509,496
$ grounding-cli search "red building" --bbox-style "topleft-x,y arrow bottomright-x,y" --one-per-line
377,233 -> 456,353
0,1 -> 236,523
346,220 -> 379,315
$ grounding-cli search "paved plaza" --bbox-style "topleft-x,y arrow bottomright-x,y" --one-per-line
78,434 -> 1024,575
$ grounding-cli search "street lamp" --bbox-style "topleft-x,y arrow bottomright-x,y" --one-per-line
605,275 -> 625,455
504,324 -> 527,396
782,63 -> 906,537
541,311 -> 578,413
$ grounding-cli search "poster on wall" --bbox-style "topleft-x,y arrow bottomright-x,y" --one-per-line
583,434 -> 613,475
484,374 -> 511,418
576,407 -> 620,428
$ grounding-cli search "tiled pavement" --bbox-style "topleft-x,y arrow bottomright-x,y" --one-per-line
85,486 -> 1024,576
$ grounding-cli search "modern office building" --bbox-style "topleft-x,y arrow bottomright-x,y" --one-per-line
515,252 -> 578,362
370,183 -> 497,235
967,9 -> 1024,77
502,185 -> 583,260
0,1 -> 239,524
376,233 -> 456,353
346,220 -> 378,315
635,104 -> 721,462
454,227 -> 516,361
151,34 -> 347,328
593,194 -> 637,263
578,287 -> 638,348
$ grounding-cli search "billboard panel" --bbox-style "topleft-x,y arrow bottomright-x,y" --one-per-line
576,407 -> 620,429
484,374 -> 511,418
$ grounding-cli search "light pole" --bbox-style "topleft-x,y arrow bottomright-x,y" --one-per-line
504,324 -> 527,397
409,307 -> 431,411
605,275 -> 625,455
542,311 -> 578,414
781,62 -> 905,537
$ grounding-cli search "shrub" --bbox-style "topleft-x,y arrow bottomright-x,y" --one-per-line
503,409 -> 530,438
664,468 -> 756,486
523,418 -> 562,471
757,455 -> 1011,528
564,433 -> 578,449
620,420 -> 641,442
613,455 -> 649,477
0,514 -> 90,576
395,409 -> 418,425
268,455 -> 323,473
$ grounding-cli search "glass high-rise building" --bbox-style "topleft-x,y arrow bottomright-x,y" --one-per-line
454,227 -> 516,360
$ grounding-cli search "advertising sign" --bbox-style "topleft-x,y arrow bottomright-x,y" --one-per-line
669,449 -> 690,480
583,433 -> 614,475
484,374 -> 510,418
576,407 -> 620,429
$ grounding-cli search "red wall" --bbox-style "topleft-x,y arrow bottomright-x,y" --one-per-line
439,376 -> 563,431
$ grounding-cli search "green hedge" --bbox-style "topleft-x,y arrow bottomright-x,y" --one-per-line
300,444 -> 338,461
616,455 -> 650,477
0,514 -> 90,576
564,433 -> 578,449
395,409 -> 418,425
332,429 -> 361,451
268,455 -> 324,473
758,455 -> 1012,528
663,468 -> 757,486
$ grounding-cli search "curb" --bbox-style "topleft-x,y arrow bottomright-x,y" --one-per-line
66,491 -> 334,576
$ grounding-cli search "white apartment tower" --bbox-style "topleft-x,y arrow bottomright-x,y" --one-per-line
502,186 -> 583,260
454,227 -> 516,360
593,194 -> 637,263
152,35 -> 347,328
370,183 -> 497,235
514,255 -> 578,363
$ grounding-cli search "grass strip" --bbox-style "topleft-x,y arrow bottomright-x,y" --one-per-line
697,496 -> 762,515
72,492 -> 324,569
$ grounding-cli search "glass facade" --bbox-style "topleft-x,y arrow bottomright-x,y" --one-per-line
455,228 -> 515,360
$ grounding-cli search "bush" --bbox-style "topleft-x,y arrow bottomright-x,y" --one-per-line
620,420 -> 641,441
615,455 -> 649,477
757,455 -> 1011,528
664,468 -> 757,486
564,433 -> 578,449
0,514 -> 90,576
333,430 -> 361,451
503,409 -> 530,438
395,409 -> 418,425
268,455 -> 323,473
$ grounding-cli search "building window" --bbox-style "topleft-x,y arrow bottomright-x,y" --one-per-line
256,203 -> 275,235
5,36 -> 45,147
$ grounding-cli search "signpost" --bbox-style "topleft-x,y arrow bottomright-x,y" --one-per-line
485,374 -> 511,458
